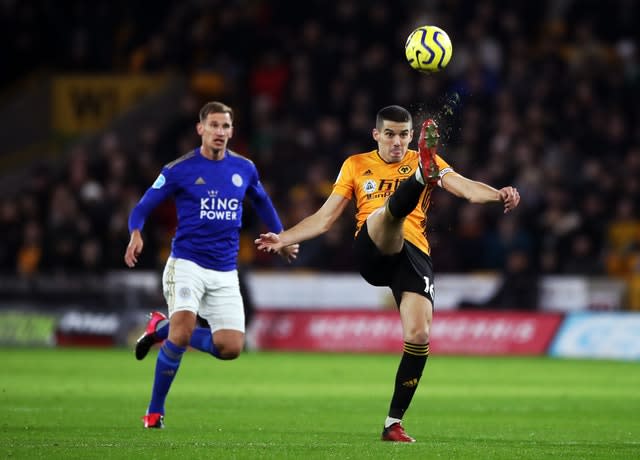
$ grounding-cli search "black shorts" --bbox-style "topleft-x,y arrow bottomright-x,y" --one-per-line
353,221 -> 435,308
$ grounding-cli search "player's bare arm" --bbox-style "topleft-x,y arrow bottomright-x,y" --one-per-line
441,172 -> 520,213
124,230 -> 144,267
256,193 -> 350,252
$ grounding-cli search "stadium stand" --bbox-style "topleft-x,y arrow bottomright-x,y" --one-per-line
1,0 -> 639,309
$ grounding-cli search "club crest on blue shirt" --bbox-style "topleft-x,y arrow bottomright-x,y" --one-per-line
232,173 -> 243,187
152,174 -> 166,189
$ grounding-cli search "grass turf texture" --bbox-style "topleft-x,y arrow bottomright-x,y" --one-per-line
1,349 -> 639,459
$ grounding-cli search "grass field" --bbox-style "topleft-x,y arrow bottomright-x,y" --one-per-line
1,348 -> 639,459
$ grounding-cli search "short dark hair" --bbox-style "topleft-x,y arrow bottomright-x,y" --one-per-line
376,105 -> 412,130
199,101 -> 233,123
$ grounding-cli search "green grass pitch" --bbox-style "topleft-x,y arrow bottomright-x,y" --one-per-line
1,348 -> 639,459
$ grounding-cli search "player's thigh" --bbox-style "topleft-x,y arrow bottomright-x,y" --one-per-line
199,269 -> 245,334
391,242 -> 435,343
354,221 -> 401,287
365,207 -> 404,254
162,257 -> 206,317
390,241 -> 435,305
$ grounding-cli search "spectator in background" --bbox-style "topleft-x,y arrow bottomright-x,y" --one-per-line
0,200 -> 21,273
0,0 -> 637,313
606,197 -> 640,278
460,248 -> 539,310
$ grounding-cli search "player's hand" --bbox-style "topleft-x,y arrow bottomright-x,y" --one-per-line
255,232 -> 285,253
277,244 -> 299,263
499,187 -> 520,213
124,230 -> 144,267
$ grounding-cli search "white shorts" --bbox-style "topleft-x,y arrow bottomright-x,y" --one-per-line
162,257 -> 245,333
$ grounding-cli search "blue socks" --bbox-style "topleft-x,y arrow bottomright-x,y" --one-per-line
155,322 -> 220,357
155,322 -> 169,340
147,324 -> 224,414
147,340 -> 185,415
189,327 -> 221,357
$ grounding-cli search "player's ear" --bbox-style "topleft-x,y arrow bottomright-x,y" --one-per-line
196,122 -> 204,136
372,128 -> 380,141
228,126 -> 233,139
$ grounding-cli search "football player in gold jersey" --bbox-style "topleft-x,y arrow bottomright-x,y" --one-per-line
256,105 -> 520,442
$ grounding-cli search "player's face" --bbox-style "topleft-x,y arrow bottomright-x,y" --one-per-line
372,120 -> 413,163
197,112 -> 233,154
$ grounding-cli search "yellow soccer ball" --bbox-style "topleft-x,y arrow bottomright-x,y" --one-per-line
405,25 -> 453,73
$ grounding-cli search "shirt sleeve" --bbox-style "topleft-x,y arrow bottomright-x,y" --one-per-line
128,168 -> 176,233
331,158 -> 354,199
246,166 -> 283,234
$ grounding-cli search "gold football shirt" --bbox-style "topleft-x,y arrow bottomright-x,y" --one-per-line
332,149 -> 452,255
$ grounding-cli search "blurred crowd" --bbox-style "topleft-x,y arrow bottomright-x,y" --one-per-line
1,0 -> 639,291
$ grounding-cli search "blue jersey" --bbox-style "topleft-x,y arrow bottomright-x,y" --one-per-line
128,147 -> 283,271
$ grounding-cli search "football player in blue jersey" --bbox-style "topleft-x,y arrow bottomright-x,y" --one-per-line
124,101 -> 298,429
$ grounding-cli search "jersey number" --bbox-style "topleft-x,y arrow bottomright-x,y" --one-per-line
423,276 -> 435,299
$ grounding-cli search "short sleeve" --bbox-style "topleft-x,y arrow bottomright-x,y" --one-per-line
331,158 -> 355,200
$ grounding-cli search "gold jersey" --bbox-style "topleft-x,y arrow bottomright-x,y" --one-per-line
332,149 -> 452,255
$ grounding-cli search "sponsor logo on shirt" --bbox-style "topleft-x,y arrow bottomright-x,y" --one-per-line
200,195 -> 240,221
363,178 -> 408,199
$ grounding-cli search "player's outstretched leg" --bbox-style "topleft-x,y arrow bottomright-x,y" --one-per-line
135,311 -> 169,360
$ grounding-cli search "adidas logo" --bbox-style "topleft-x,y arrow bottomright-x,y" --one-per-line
402,378 -> 418,388
195,177 -> 206,185
363,169 -> 373,176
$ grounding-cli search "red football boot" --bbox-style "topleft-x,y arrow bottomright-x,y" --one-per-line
417,118 -> 440,184
135,311 -> 168,360
142,413 -> 164,429
381,422 -> 416,442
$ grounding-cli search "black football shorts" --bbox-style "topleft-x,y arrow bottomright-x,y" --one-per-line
353,221 -> 435,308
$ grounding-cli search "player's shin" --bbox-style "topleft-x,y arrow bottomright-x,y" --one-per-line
147,340 -> 186,415
387,342 -> 429,421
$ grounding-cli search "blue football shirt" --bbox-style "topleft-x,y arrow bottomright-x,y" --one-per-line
129,147 -> 283,271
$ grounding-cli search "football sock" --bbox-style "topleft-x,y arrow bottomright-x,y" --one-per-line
147,339 -> 185,415
155,320 -> 169,340
388,342 -> 429,419
189,327 -> 221,358
387,175 -> 424,219
384,416 -> 403,429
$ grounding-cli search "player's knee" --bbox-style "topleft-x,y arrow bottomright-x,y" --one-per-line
214,341 -> 243,360
168,325 -> 195,348
404,326 -> 430,344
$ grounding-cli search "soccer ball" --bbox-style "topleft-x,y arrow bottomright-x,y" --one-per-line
405,25 -> 453,73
